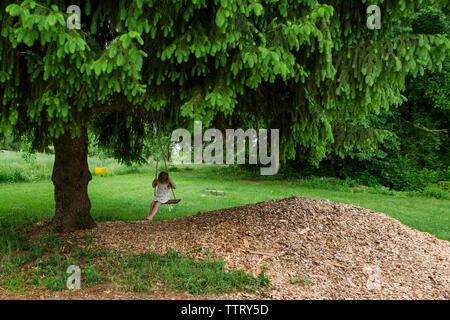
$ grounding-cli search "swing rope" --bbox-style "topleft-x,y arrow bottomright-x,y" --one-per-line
154,154 -> 179,204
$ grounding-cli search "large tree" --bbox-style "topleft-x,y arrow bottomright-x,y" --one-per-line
296,5 -> 449,191
0,0 -> 448,231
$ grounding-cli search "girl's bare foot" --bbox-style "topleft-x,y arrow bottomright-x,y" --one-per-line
145,216 -> 152,221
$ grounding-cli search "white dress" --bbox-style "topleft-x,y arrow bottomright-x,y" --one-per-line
153,182 -> 171,203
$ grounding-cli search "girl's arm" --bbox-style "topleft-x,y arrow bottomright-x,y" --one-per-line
152,179 -> 158,188
168,177 -> 176,189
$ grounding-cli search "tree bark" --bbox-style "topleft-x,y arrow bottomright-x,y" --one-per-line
51,126 -> 96,232
330,155 -> 337,178
166,143 -> 170,162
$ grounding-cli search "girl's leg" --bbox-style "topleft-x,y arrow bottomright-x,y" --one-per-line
146,201 -> 156,220
147,201 -> 162,221
149,201 -> 155,214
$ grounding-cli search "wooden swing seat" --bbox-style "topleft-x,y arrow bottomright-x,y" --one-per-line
164,199 -> 181,205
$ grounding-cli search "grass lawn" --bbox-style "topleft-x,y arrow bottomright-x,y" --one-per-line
0,158 -> 448,241
0,153 -> 448,297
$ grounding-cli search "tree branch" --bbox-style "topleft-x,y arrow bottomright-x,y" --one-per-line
74,84 -> 86,100
92,104 -> 123,113
401,118 -> 448,135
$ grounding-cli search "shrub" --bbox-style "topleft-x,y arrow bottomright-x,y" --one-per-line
422,184 -> 450,200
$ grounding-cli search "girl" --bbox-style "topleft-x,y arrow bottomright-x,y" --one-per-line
146,171 -> 176,221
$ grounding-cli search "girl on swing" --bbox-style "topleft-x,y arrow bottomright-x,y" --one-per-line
146,171 -> 176,221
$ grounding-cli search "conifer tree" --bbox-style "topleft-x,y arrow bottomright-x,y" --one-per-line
0,0 -> 448,231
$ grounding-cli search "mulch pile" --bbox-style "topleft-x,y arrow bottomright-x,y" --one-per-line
72,196 -> 449,300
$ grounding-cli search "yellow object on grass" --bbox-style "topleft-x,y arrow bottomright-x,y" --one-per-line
95,167 -> 107,176
439,181 -> 449,192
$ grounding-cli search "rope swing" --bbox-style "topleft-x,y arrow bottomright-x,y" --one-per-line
149,105 -> 180,206
154,154 -> 181,205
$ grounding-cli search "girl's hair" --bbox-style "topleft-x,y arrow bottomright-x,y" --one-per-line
157,171 -> 169,184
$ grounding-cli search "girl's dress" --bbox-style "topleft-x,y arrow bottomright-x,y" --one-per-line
153,182 -> 171,203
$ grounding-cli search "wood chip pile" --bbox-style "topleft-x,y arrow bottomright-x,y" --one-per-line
75,196 -> 450,299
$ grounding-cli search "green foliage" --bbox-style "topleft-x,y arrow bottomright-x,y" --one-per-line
297,5 -> 449,191
291,275 -> 310,287
0,151 -> 148,183
81,267 -> 105,286
0,133 -> 22,151
411,6 -> 449,34
0,223 -> 32,255
420,184 -> 450,200
301,176 -> 358,190
0,0 -> 448,166
111,248 -> 270,295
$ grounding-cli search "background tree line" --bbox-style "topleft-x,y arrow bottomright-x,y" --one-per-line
1,1 -> 448,204
287,6 -> 449,192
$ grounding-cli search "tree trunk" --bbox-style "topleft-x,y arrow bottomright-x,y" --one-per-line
51,126 -> 96,232
330,155 -> 337,178
166,143 -> 170,162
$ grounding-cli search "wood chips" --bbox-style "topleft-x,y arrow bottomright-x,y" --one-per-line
2,196 -> 448,300
68,196 -> 449,300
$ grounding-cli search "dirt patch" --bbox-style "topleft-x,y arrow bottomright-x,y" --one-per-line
0,282 -> 210,300
2,196 -> 449,299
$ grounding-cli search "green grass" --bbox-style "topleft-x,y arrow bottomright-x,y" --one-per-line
0,151 -> 148,183
109,248 -> 269,295
0,222 -> 269,296
0,151 -> 448,297
0,223 -> 105,293
0,151 -> 449,241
